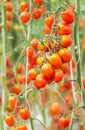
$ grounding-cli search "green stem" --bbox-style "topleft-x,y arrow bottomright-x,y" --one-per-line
1,1 -> 8,130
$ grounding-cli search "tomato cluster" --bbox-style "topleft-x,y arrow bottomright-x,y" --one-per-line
20,0 -> 44,23
6,0 -> 13,31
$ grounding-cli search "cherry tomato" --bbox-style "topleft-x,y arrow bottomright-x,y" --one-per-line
24,46 -> 34,57
32,8 -> 42,19
20,2 -> 29,12
13,84 -> 21,95
34,0 -> 43,6
60,35 -> 72,47
6,11 -> 13,20
43,24 -> 51,34
34,74 -> 47,89
57,22 -> 72,35
49,102 -> 61,115
6,2 -> 13,11
61,63 -> 70,74
20,12 -> 30,23
17,63 -> 24,74
6,56 -> 11,67
45,15 -> 54,28
4,115 -> 14,127
59,116 -> 70,128
61,8 -> 75,24
49,53 -> 62,68
37,56 -> 44,66
58,48 -> 72,63
41,63 -> 54,79
6,20 -> 12,31
17,124 -> 28,130
8,95 -> 16,108
19,107 -> 30,120
28,68 -> 38,80
53,69 -> 64,83
30,38 -> 38,49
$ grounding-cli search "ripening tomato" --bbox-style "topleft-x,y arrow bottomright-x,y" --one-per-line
6,2 -> 13,11
6,20 -> 12,31
43,24 -> 51,34
6,11 -> 13,20
41,63 -> 54,79
19,107 -> 30,120
34,74 -> 47,89
32,8 -> 42,19
60,35 -> 72,47
20,2 -> 29,12
37,56 -> 44,66
8,95 -> 16,108
61,63 -> 70,74
21,76 -> 30,84
20,12 -> 30,23
59,116 -> 70,128
49,102 -> 61,115
17,63 -> 24,74
61,8 -> 75,24
58,48 -> 72,63
38,43 -> 45,51
57,22 -> 72,35
4,115 -> 14,127
45,15 -> 54,28
31,38 -> 38,49
17,124 -> 28,130
53,69 -> 64,83
34,0 -> 43,5
49,53 -> 62,68
13,84 -> 21,95
28,68 -> 38,80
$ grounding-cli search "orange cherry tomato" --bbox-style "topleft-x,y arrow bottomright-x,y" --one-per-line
53,69 -> 64,83
34,74 -> 47,89
61,8 -> 75,24
4,115 -> 14,127
57,22 -> 72,35
6,11 -> 13,20
30,38 -> 38,49
58,48 -> 72,63
20,12 -> 30,24
28,68 -> 38,80
20,2 -> 29,12
49,53 -> 62,68
60,35 -> 72,47
49,102 -> 62,115
32,8 -> 42,19
6,2 -> 13,11
45,15 -> 54,28
41,63 -> 54,79
19,107 -> 30,120
17,63 -> 24,74
13,84 -> 21,95
8,95 -> 16,108
17,124 -> 28,130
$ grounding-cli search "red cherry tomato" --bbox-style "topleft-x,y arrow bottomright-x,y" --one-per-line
32,8 -> 42,19
53,69 -> 64,83
20,2 -> 29,12
59,116 -> 70,128
20,12 -> 30,23
4,115 -> 14,127
34,0 -> 43,6
19,107 -> 30,120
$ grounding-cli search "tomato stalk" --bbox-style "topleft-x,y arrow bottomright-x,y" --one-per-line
0,0 -> 8,129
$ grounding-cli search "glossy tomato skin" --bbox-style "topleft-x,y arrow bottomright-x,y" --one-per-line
58,48 -> 72,63
45,15 -> 54,28
61,8 -> 75,24
20,2 -> 29,12
17,124 -> 28,130
28,68 -> 38,80
41,63 -> 54,79
34,0 -> 43,5
19,107 -> 30,120
49,53 -> 62,68
20,12 -> 30,23
8,95 -> 16,108
31,38 -> 38,49
57,22 -> 72,35
59,117 -> 70,128
34,74 -> 47,89
32,8 -> 42,19
60,35 -> 72,47
4,115 -> 14,127
53,69 -> 64,83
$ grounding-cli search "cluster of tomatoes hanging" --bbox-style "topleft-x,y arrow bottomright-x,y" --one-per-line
6,0 -> 13,31
22,6 -> 75,90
